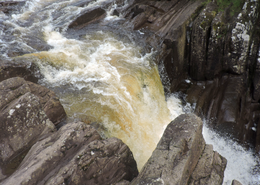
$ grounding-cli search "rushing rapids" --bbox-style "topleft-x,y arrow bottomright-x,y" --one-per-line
0,0 -> 260,184
0,0 -> 184,170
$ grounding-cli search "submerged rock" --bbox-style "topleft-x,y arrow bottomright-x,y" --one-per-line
2,122 -> 138,185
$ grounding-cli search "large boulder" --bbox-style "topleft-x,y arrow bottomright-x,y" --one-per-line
130,114 -> 226,185
0,77 -> 66,125
2,122 -> 138,185
0,78 -> 56,180
26,81 -> 66,125
0,77 -> 66,181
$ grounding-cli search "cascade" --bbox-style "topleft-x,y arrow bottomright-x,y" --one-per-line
0,0 -> 259,184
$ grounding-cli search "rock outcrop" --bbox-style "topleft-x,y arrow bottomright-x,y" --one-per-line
189,145 -> 227,185
120,0 -> 260,152
0,59 -> 41,83
0,77 -> 66,181
131,114 -> 226,185
1,122 -> 138,185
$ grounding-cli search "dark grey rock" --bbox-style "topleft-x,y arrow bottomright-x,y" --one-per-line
131,114 -> 205,185
2,122 -> 138,185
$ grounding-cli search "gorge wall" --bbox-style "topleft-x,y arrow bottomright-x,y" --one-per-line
118,0 -> 260,151
0,0 -> 259,184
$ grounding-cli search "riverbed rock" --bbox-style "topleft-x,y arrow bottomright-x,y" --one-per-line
2,122 -> 138,185
0,77 -> 56,180
231,179 -> 243,185
0,1 -> 25,14
0,77 -> 66,125
121,0 -> 204,91
0,59 -> 41,83
26,81 -> 66,125
131,114 -> 222,185
189,144 -> 227,185
68,7 -> 106,29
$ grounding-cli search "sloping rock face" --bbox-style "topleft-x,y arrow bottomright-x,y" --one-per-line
189,144 -> 227,185
0,59 -> 41,83
131,114 -> 226,185
2,122 -> 138,185
0,78 -> 57,181
0,77 -> 66,181
0,77 -> 66,125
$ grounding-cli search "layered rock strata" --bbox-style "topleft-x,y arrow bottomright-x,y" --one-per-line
1,122 -> 138,185
131,114 -> 226,185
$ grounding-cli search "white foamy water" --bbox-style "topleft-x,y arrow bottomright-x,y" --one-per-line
203,124 -> 260,185
22,29 -> 181,170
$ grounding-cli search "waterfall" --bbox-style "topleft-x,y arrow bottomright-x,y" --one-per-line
1,0 -> 259,183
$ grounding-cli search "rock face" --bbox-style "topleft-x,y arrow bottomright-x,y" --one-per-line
120,0 -> 204,91
0,77 -> 66,125
189,145 -> 227,185
0,77 -> 66,181
2,122 -> 138,185
0,78 -> 56,180
0,59 -> 41,83
68,8 -> 106,29
131,114 -> 226,185
127,0 -> 260,151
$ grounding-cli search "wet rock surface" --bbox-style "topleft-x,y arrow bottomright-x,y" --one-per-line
0,1 -> 25,14
0,77 -> 66,125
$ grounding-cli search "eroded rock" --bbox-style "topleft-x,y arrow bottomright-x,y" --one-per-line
0,59 -> 41,83
190,2 -> 218,80
0,90 -> 56,180
189,144 -> 227,185
2,122 -> 138,185
0,77 -> 66,125
131,114 -> 205,185
68,8 -> 106,29
26,82 -> 66,125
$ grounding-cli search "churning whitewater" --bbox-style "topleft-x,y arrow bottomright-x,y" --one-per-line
0,0 -> 259,184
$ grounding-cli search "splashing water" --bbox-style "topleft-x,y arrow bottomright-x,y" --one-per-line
17,29 -> 182,170
203,124 -> 260,185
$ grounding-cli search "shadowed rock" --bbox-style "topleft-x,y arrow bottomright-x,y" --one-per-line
0,59 -> 41,83
68,8 -> 106,29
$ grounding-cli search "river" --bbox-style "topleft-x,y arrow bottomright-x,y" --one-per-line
0,0 -> 259,184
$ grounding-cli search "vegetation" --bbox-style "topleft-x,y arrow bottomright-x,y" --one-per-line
204,0 -> 245,16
